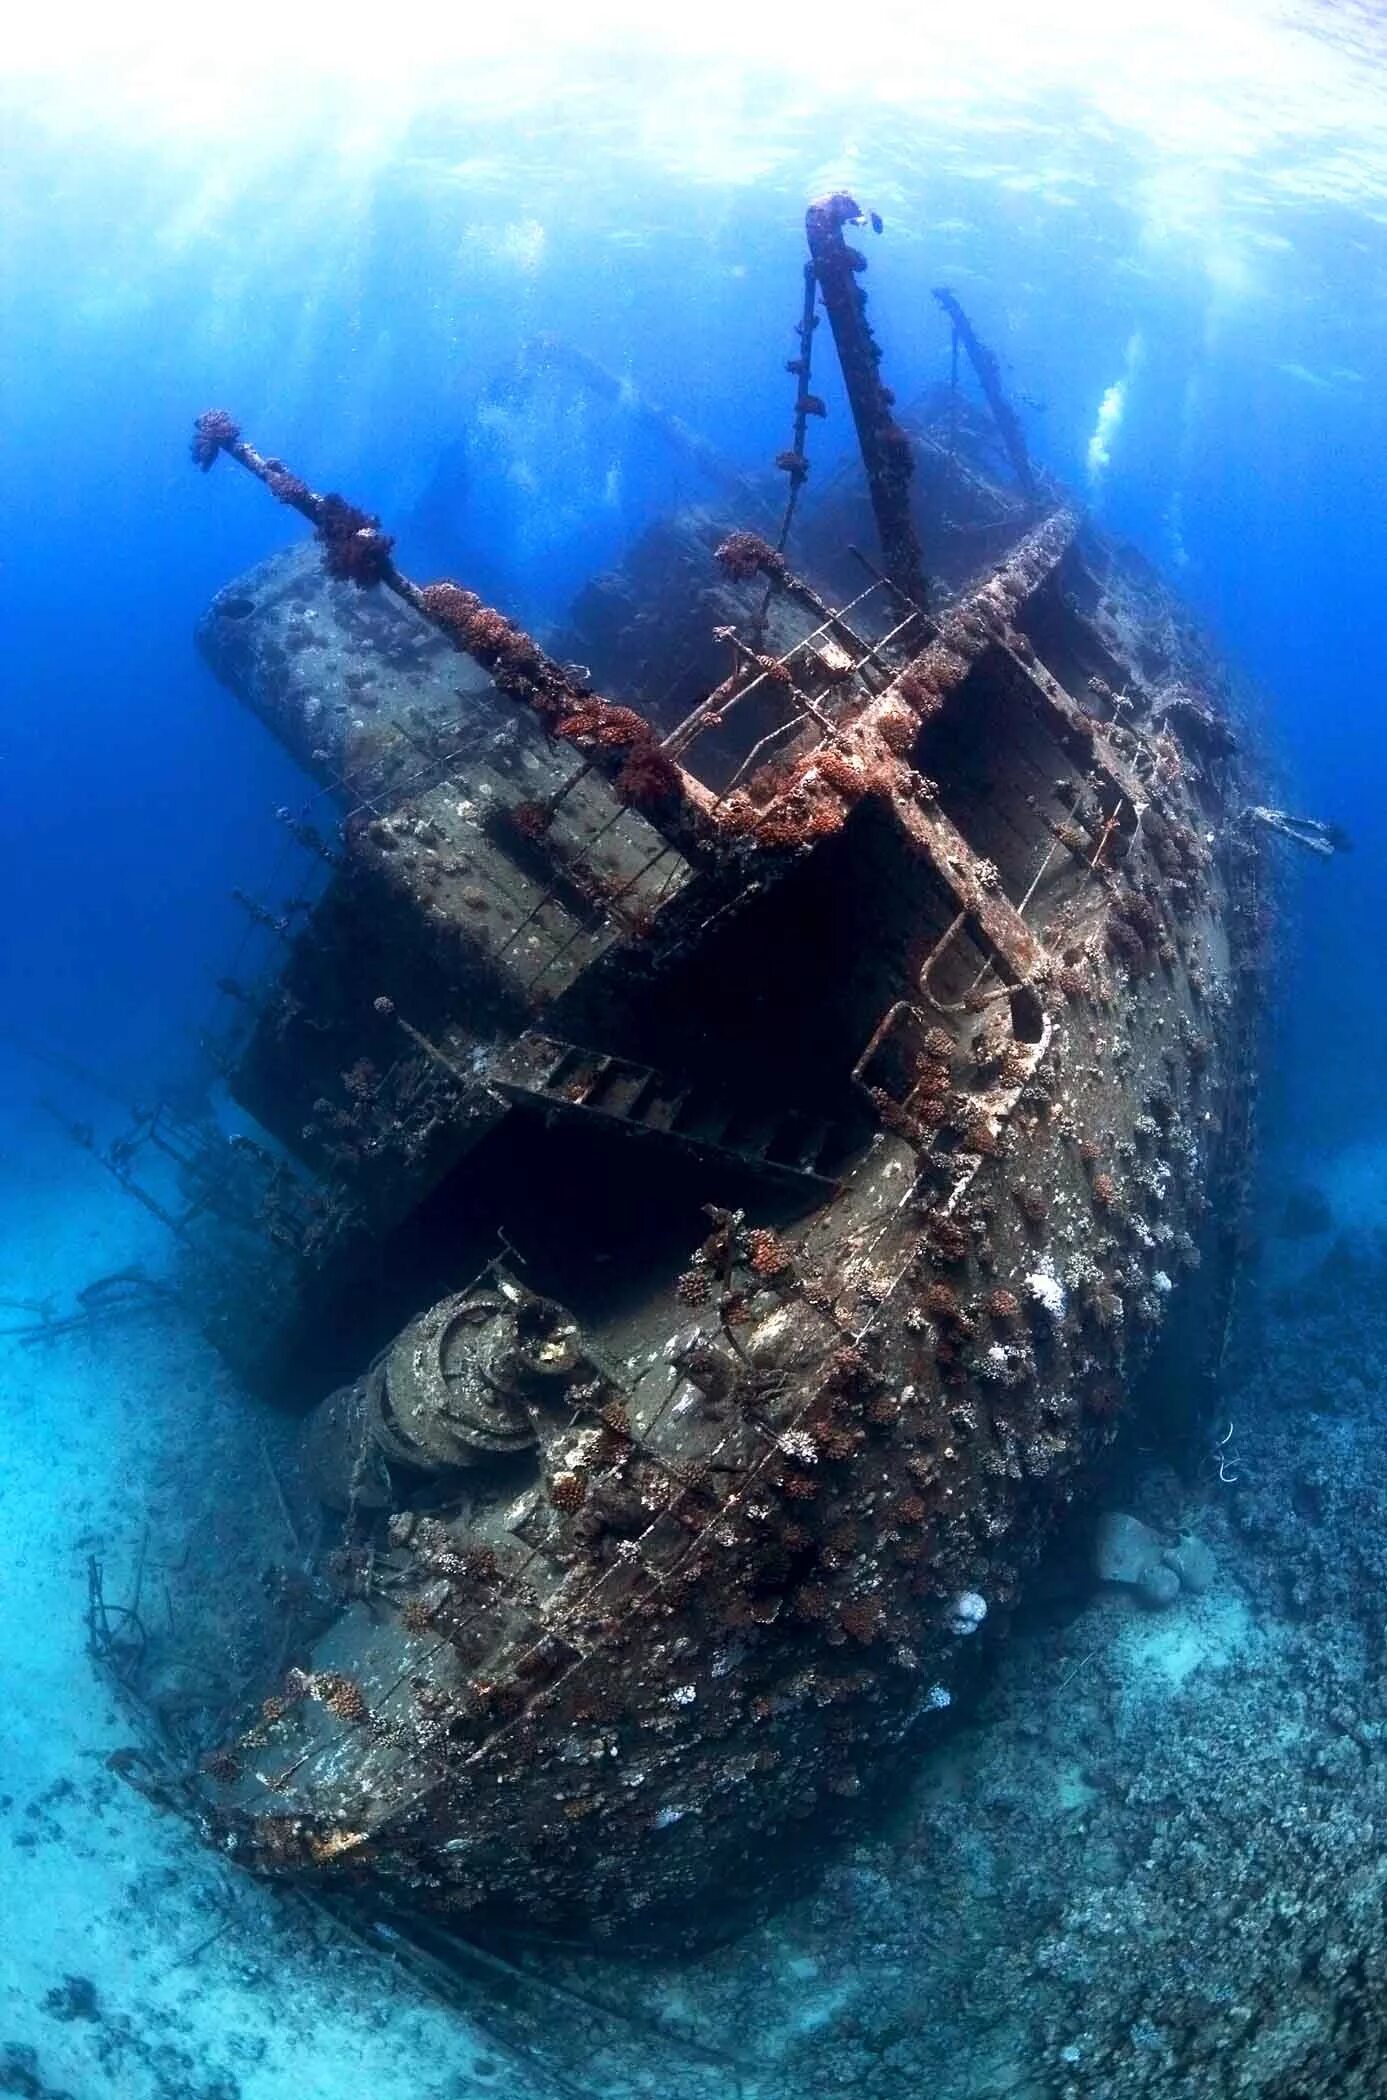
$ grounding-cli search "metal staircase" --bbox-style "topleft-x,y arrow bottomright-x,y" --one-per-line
489,1032 -> 855,1193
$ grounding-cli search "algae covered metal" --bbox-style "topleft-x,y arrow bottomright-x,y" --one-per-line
187,198 -> 1261,1949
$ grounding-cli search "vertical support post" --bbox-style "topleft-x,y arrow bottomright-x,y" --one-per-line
932,287 -> 1036,501
776,260 -> 821,549
804,194 -> 929,610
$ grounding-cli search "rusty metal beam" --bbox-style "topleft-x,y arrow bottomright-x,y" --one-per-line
932,288 -> 1037,501
887,793 -> 1043,986
188,414 -> 721,858
989,638 -> 1146,821
797,509 -> 1077,791
804,194 -> 930,610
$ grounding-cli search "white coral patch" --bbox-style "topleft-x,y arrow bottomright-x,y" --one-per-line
777,1428 -> 819,1465
1024,1264 -> 1067,1320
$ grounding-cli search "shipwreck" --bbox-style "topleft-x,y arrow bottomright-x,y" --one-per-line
170,196 -> 1263,1950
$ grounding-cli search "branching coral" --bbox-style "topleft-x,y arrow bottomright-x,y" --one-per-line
263,460 -> 311,508
737,791 -> 848,852
921,1281 -> 966,1324
317,494 -> 396,589
838,1596 -> 885,1645
913,1064 -> 953,1111
814,747 -> 871,800
985,1287 -> 1021,1325
549,1470 -> 588,1513
313,1672 -> 369,1725
613,742 -> 683,810
815,1419 -> 862,1462
925,1216 -> 971,1265
745,1227 -> 792,1277
510,799 -> 554,840
714,530 -> 787,585
876,701 -> 918,753
893,668 -> 941,718
959,1115 -> 1001,1157
418,583 -> 546,683
555,700 -> 652,751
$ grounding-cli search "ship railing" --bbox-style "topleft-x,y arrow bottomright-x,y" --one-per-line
661,566 -> 926,795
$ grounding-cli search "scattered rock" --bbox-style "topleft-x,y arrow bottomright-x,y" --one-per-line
1095,1512 -> 1162,1586
1095,1513 -> 1217,1608
39,1977 -> 98,2025
1136,1562 -> 1182,1609
1163,1533 -> 1217,1595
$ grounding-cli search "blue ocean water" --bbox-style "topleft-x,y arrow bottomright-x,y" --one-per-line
3,8 -> 1387,2096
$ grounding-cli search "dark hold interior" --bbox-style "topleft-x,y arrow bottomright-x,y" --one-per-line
1016,567 -> 1129,708
590,795 -> 983,1111
912,653 -> 1094,912
267,799 -> 993,1400
276,1112 -> 824,1400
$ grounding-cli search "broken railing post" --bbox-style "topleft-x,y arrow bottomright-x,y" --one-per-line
804,194 -> 929,611
932,288 -> 1036,501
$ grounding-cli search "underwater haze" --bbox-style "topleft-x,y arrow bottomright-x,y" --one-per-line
3,5 -> 1387,2096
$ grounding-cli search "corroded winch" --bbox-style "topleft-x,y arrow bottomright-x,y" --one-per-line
304,1278 -> 590,1508
185,198 -> 1263,1949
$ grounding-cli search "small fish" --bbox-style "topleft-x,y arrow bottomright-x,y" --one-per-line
869,211 -> 884,235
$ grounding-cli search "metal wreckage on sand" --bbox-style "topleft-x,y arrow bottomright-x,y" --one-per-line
170,197 -> 1267,1951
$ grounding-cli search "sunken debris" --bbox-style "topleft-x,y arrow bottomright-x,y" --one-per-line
178,199 -> 1263,1950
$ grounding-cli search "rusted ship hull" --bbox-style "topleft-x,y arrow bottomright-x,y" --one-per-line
186,204 -> 1260,1949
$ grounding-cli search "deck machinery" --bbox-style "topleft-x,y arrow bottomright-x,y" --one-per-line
185,197 -> 1259,1949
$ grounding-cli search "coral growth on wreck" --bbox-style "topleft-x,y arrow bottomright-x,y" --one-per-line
316,495 -> 395,589
189,408 -> 240,471
715,529 -> 788,585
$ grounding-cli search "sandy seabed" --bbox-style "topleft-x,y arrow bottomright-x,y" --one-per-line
0,1108 -> 505,2100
